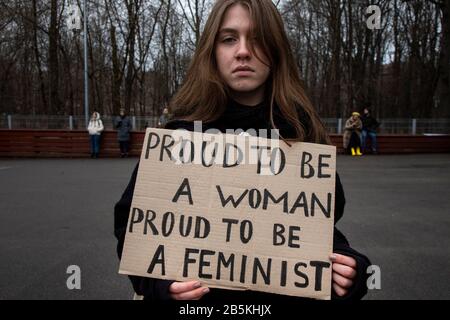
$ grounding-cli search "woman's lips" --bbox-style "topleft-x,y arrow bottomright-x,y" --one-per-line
233,66 -> 254,73
233,66 -> 255,76
234,71 -> 254,76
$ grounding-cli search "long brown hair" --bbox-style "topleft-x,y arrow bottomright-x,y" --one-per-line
169,0 -> 330,144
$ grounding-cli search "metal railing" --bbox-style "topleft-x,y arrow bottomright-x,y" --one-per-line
0,115 -> 159,131
1,114 -> 449,134
323,118 -> 450,135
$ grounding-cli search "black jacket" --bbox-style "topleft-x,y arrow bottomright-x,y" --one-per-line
361,114 -> 380,132
114,100 -> 371,301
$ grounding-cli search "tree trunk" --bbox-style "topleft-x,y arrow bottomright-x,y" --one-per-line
48,0 -> 60,114
110,25 -> 122,115
124,0 -> 138,114
32,0 -> 47,113
328,0 -> 342,117
436,0 -> 450,117
346,0 -> 354,112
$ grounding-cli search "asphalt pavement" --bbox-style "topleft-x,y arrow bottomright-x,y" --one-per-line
0,154 -> 449,300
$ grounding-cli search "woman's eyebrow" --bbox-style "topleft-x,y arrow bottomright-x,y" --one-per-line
218,27 -> 239,35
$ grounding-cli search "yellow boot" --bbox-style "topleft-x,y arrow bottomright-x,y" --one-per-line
351,148 -> 356,156
356,147 -> 363,156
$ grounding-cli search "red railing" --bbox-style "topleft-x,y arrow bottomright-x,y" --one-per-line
0,130 -> 449,158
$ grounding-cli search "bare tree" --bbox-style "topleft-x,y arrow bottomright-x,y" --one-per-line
0,0 -> 447,120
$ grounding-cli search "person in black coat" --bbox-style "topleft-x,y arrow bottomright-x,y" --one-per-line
361,108 -> 380,154
115,0 -> 371,302
114,108 -> 132,158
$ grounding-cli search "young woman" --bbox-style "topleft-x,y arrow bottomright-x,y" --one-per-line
114,0 -> 371,302
87,111 -> 104,158
344,112 -> 363,156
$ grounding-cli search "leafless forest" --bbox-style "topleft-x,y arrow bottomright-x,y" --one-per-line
0,0 -> 449,119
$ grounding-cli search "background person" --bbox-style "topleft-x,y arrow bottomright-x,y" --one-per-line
158,106 -> 170,128
87,111 -> 104,158
344,112 -> 363,156
114,108 -> 132,158
361,107 -> 380,154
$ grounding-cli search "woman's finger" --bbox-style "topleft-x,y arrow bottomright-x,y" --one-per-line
330,253 -> 357,268
170,287 -> 210,300
332,263 -> 357,279
332,271 -> 354,288
169,281 -> 202,294
333,282 -> 348,297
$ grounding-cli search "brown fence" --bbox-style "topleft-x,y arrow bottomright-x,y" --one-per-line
0,130 -> 143,158
0,130 -> 449,158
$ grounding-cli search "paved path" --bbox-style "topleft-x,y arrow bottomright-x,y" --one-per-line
0,154 -> 449,299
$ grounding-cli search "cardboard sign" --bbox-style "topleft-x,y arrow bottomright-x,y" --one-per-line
119,128 -> 336,300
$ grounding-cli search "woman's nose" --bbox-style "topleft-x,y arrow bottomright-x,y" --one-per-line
235,39 -> 251,60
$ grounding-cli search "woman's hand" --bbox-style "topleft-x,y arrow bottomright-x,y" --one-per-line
330,253 -> 357,297
169,280 -> 210,300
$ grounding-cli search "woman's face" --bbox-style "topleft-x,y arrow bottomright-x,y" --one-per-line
215,4 -> 271,106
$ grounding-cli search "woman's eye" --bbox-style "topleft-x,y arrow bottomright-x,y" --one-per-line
222,37 -> 236,43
